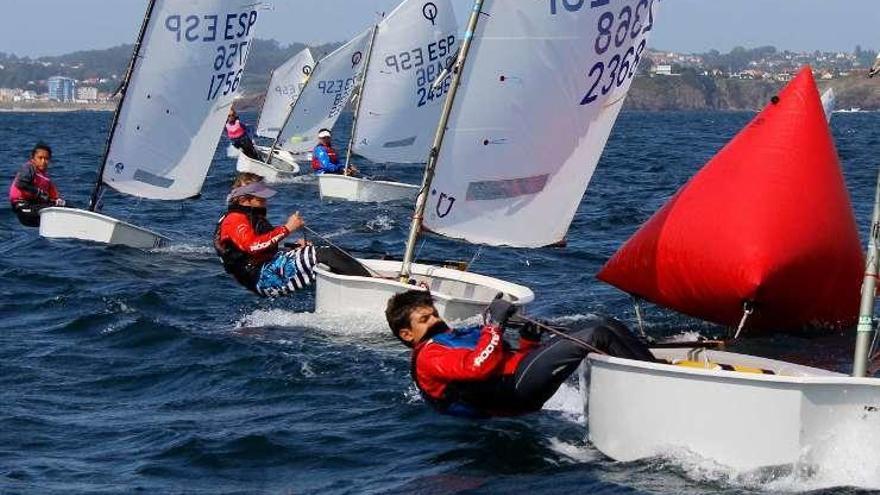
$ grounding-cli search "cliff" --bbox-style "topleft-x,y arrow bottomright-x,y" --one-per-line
625,72 -> 880,111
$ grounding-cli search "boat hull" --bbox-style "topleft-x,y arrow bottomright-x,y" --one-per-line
39,207 -> 167,249
235,145 -> 304,182
314,259 -> 534,322
318,174 -> 419,203
585,348 -> 880,471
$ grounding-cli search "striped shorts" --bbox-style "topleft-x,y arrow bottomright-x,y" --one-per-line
255,246 -> 318,298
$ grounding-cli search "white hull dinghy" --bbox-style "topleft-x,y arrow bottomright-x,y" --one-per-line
315,259 -> 533,322
235,145 -> 303,182
317,174 -> 418,202
40,0 -> 262,249
315,0 -> 651,319
327,0 -> 458,203
40,207 -> 167,249
586,348 -> 880,471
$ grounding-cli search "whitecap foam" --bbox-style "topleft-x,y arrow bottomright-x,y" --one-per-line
150,243 -> 214,255
645,415 -> 880,493
236,308 -> 389,337
366,214 -> 395,232
542,382 -> 585,424
547,437 -> 600,464
660,330 -> 705,343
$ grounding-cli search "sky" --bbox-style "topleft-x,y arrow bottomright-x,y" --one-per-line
1,0 -> 878,57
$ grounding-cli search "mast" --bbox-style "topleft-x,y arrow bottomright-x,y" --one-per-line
853,167 -> 880,377
88,0 -> 157,211
266,58 -> 321,165
343,25 -> 379,174
398,0 -> 486,282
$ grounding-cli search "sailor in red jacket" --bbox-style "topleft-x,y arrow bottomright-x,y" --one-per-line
214,180 -> 370,297
8,142 -> 65,227
386,290 -> 655,418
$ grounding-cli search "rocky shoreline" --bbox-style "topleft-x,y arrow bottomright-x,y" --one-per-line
5,72 -> 878,114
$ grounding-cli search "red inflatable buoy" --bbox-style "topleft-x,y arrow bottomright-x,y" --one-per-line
598,66 -> 863,333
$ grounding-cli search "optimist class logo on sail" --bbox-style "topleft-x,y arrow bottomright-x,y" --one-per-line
163,8 -> 259,101
548,0 -> 657,106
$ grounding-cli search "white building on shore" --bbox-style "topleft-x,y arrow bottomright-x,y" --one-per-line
76,86 -> 99,102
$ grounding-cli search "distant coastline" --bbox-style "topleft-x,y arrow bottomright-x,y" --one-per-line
0,102 -> 115,113
2,72 -> 878,114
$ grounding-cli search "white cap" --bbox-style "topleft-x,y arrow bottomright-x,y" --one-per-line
317,129 -> 332,138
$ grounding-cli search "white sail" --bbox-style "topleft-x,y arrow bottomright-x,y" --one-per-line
423,0 -> 660,247
821,87 -> 836,123
101,0 -> 262,200
277,28 -> 373,155
256,47 -> 315,138
350,0 -> 458,164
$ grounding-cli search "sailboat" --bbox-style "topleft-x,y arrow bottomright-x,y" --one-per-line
229,47 -> 315,169
240,47 -> 316,167
39,0 -> 262,249
314,0 -> 659,320
317,0 -> 458,203
236,28 -> 373,181
584,68 -> 880,471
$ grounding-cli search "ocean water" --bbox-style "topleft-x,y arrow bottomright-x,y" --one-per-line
1,110 -> 879,494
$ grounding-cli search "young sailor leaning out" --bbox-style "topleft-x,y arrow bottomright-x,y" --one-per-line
8,142 -> 66,227
386,290 -> 655,418
214,178 -> 371,297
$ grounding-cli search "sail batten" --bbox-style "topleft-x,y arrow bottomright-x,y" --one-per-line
422,0 -> 660,247
101,0 -> 262,201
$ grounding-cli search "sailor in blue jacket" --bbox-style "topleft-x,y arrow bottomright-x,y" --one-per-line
311,129 -> 357,175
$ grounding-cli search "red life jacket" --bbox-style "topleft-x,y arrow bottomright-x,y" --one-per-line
213,204 -> 286,292
311,144 -> 339,171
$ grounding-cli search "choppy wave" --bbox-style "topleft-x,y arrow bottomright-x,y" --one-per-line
4,110 -> 879,493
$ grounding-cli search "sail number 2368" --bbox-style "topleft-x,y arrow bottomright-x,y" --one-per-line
558,0 -> 656,106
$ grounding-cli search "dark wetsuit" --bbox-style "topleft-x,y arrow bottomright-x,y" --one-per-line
411,316 -> 654,418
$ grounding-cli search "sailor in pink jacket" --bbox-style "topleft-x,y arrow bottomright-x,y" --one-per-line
8,142 -> 65,227
226,108 -> 260,160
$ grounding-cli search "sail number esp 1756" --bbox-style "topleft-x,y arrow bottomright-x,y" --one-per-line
164,10 -> 259,101
550,0 -> 656,106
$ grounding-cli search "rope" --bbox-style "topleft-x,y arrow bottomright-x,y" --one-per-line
732,302 -> 754,340
466,246 -> 483,271
513,315 -> 608,356
632,296 -> 647,338
414,238 -> 426,261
